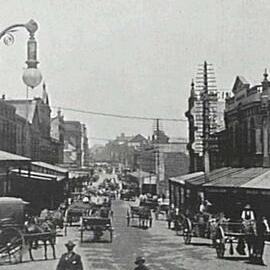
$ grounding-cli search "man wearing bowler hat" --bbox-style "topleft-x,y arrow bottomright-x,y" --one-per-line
56,240 -> 83,270
134,256 -> 150,270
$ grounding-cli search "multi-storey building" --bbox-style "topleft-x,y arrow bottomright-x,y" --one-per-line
51,110 -> 65,164
63,121 -> 82,167
224,71 -> 270,167
6,83 -> 63,164
0,95 -> 16,154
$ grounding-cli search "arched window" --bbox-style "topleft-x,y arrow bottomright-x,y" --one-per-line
250,118 -> 256,153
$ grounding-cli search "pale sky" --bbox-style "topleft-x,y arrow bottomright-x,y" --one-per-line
0,0 -> 270,146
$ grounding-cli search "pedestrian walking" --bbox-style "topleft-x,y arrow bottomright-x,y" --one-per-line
56,240 -> 83,270
251,216 -> 270,265
134,256 -> 150,270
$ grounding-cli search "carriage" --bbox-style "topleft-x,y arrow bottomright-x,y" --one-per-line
0,197 -> 56,264
80,216 -> 113,243
154,202 -> 170,220
127,206 -> 152,228
139,198 -> 158,210
181,213 -> 216,244
213,220 -> 268,259
65,201 -> 92,226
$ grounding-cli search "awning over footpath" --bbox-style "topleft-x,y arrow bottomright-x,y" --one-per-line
170,167 -> 270,193
0,150 -> 31,167
31,161 -> 68,174
170,171 -> 204,185
203,167 -> 270,190
11,169 -> 66,182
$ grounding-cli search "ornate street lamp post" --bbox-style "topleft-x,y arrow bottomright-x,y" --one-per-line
0,19 -> 42,88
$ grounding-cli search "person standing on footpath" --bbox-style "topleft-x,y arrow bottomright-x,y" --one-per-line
134,256 -> 150,270
56,241 -> 83,270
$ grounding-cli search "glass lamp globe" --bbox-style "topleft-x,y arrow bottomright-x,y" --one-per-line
22,68 -> 42,88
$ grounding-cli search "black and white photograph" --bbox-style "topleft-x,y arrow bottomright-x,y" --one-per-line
0,1 -> 270,269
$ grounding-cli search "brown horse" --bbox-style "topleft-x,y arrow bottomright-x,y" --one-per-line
24,218 -> 56,261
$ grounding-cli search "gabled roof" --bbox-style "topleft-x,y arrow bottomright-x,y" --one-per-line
6,99 -> 37,124
129,134 -> 147,143
232,76 -> 250,94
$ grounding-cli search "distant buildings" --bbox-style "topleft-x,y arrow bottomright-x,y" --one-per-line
91,130 -> 189,195
63,121 -> 90,168
51,110 -> 65,164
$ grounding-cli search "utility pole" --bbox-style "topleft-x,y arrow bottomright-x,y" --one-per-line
155,118 -> 160,194
202,61 -> 210,180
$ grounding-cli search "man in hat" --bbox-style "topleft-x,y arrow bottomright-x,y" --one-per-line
134,256 -> 150,270
56,240 -> 83,270
241,204 -> 255,221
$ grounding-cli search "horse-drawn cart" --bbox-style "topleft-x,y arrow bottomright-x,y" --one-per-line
80,216 -> 113,243
0,197 -> 56,264
65,201 -> 92,226
155,203 -> 170,220
214,220 -> 258,259
182,213 -> 217,245
127,206 -> 152,228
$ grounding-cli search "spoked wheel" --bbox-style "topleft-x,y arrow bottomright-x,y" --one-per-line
216,241 -> 225,258
0,227 -> 25,264
183,230 -> 192,244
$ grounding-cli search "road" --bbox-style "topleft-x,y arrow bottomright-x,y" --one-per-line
4,199 -> 270,270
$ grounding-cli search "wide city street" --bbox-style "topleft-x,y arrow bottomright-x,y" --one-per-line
3,198 -> 270,270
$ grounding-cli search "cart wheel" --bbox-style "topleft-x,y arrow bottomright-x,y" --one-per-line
0,227 -> 25,264
216,242 -> 225,258
183,230 -> 192,244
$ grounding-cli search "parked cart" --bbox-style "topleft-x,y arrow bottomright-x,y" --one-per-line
127,206 -> 152,228
182,213 -> 216,245
0,197 -> 56,264
80,216 -> 113,243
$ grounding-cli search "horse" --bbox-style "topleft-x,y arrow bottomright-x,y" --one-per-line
24,217 -> 56,261
138,207 -> 152,228
241,219 -> 257,257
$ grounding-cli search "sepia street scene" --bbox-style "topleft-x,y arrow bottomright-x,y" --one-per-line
1,1 -> 270,270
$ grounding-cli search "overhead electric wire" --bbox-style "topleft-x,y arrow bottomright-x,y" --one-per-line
52,106 -> 187,122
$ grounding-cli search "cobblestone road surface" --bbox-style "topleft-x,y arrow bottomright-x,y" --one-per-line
2,199 -> 270,269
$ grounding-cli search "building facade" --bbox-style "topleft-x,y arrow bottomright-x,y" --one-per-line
0,96 -> 16,154
224,71 -> 270,167
51,110 -> 65,164
63,121 -> 82,167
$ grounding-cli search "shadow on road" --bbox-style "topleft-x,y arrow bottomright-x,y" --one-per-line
189,242 -> 213,247
221,256 -> 249,261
